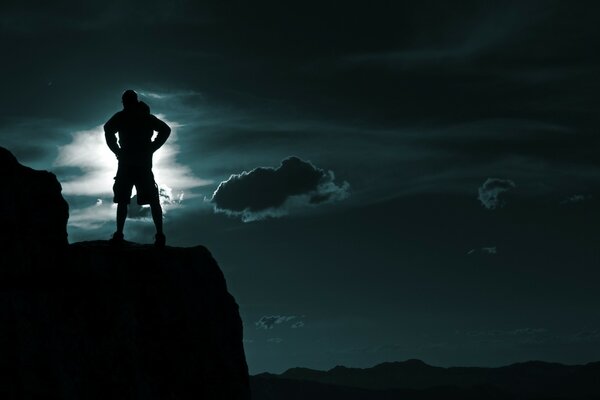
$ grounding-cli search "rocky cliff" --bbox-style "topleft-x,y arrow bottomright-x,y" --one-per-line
0,147 -> 250,399
0,147 -> 69,278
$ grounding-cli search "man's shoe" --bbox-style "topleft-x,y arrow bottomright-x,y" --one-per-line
109,231 -> 124,245
154,233 -> 166,248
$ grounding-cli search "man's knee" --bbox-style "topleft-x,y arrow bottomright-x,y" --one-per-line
116,202 -> 129,211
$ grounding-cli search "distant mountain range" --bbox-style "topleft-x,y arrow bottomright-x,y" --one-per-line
251,359 -> 600,400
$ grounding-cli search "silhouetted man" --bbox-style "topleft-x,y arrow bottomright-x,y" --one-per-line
104,89 -> 171,246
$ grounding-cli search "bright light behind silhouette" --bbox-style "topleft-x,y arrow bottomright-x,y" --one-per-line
55,116 -> 211,229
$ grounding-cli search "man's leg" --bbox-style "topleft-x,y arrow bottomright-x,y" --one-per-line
149,198 -> 163,234
139,171 -> 165,246
150,198 -> 165,247
116,202 -> 128,234
112,166 -> 133,241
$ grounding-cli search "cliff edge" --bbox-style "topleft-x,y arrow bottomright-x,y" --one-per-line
0,147 -> 250,399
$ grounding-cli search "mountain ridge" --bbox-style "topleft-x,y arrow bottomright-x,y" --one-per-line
279,358 -> 600,375
256,358 -> 600,398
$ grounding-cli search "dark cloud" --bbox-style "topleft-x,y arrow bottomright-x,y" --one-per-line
211,156 -> 349,221
478,178 -> 515,209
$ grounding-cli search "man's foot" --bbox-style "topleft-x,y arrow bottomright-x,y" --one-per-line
154,232 -> 166,248
109,231 -> 124,245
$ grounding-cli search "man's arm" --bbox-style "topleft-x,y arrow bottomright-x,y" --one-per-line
150,115 -> 171,151
104,113 -> 121,157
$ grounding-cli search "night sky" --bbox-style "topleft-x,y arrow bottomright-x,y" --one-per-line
2,1 -> 600,373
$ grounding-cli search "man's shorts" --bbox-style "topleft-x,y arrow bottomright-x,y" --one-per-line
113,166 -> 159,205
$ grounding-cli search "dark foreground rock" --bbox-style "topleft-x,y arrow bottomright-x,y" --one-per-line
0,147 -> 250,399
250,375 -> 513,400
0,147 -> 69,278
1,242 -> 250,399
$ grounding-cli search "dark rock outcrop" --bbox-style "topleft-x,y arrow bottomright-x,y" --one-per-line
251,375 -> 513,400
0,148 -> 250,399
0,147 -> 69,277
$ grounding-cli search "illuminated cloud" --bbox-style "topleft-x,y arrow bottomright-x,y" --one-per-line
211,156 -> 349,222
54,118 -> 211,229
128,187 -> 184,220
477,178 -> 515,209
68,200 -> 116,230
138,90 -> 202,101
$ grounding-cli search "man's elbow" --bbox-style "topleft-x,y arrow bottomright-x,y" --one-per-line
161,126 -> 172,139
103,124 -> 114,136
104,131 -> 114,143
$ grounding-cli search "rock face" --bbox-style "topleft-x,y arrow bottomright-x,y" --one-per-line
0,147 -> 69,277
0,148 -> 250,399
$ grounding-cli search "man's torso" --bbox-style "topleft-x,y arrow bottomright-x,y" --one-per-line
113,109 -> 156,168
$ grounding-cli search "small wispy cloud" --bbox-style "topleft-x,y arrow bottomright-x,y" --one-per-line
482,246 -> 497,255
570,330 -> 600,343
560,194 -> 591,204
478,178 -> 515,209
255,315 -> 305,330
467,246 -> 498,255
138,89 -> 203,101
139,91 -> 166,99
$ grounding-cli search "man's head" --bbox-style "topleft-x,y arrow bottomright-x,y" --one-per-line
122,89 -> 139,109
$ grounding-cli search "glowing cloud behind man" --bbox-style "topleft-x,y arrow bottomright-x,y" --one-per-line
55,116 -> 211,229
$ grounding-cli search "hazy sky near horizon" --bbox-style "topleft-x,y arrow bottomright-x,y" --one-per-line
2,1 -> 600,373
